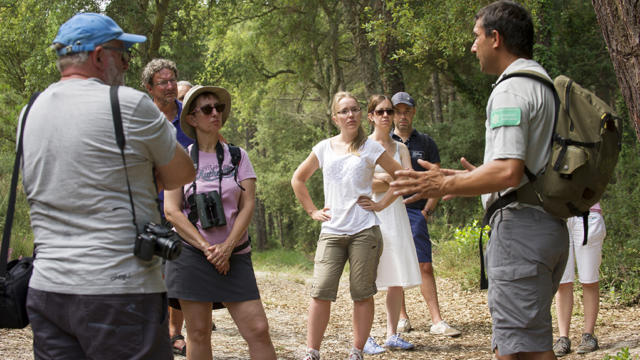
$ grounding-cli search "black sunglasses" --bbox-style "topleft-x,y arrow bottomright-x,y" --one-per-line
192,103 -> 225,115
372,108 -> 395,116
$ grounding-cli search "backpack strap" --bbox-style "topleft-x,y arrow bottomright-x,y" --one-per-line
494,70 -> 561,208
227,144 -> 245,191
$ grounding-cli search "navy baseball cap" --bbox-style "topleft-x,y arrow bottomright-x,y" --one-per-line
53,13 -> 146,56
391,92 -> 415,107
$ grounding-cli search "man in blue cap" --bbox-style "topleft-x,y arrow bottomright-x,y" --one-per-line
21,13 -> 194,359
390,91 -> 461,337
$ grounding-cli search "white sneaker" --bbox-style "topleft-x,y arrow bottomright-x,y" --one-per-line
303,348 -> 320,360
348,347 -> 364,360
430,320 -> 461,337
397,318 -> 412,333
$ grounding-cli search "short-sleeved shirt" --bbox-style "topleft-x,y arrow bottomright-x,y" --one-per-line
182,143 -> 256,254
313,138 -> 385,235
22,78 -> 177,295
171,99 -> 193,149
158,99 -> 193,218
391,129 -> 440,210
481,58 -> 556,211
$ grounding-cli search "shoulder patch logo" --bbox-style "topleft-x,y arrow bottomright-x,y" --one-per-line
490,107 -> 521,128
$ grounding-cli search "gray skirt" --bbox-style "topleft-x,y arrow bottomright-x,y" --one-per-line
165,243 -> 260,310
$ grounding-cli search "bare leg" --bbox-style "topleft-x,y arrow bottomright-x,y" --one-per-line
180,299 -> 213,360
168,307 -> 186,351
399,290 -> 409,320
555,282 -> 573,337
582,282 -> 599,334
353,297 -> 375,350
495,349 -> 558,360
225,299 -> 276,360
307,298 -> 331,351
386,287 -> 403,337
419,262 -> 442,324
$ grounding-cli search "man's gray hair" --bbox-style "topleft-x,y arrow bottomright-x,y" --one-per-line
51,43 -> 90,73
177,80 -> 193,88
141,58 -> 178,88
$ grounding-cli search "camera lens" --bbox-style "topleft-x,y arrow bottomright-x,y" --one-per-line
155,234 -> 182,260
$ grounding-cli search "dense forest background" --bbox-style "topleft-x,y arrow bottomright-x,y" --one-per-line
1,0 -> 639,304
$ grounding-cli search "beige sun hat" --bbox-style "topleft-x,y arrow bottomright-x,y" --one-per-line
180,85 -> 231,140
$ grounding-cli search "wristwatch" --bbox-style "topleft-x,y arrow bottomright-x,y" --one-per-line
425,208 -> 435,216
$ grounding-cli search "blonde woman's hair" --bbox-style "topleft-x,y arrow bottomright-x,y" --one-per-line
331,91 -> 367,154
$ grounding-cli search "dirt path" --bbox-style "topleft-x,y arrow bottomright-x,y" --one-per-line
1,270 -> 639,359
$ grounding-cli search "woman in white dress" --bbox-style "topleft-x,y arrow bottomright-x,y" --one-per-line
363,94 -> 422,354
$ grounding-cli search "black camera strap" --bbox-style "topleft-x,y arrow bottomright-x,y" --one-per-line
109,85 -> 140,234
1,92 -> 40,278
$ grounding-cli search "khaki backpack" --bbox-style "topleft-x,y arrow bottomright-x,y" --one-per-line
478,72 -> 622,289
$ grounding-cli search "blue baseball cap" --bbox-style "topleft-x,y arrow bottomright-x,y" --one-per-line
53,13 -> 146,56
391,92 -> 415,107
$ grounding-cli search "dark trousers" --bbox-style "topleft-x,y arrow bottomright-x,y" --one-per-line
27,288 -> 173,360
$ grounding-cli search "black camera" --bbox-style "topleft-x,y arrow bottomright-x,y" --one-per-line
134,222 -> 183,261
187,190 -> 226,229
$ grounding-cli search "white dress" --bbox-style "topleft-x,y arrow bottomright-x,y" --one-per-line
372,143 -> 422,290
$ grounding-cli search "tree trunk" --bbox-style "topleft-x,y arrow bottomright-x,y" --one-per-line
431,72 -> 443,123
592,0 -> 640,141
148,0 -> 171,60
253,198 -> 268,250
277,214 -> 285,248
375,1 -> 404,95
342,0 -> 382,96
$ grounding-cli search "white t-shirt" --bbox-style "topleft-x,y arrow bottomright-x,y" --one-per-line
312,138 -> 385,235
481,58 -> 556,210
21,78 -> 177,295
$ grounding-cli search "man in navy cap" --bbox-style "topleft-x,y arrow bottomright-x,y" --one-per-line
390,91 -> 461,337
21,13 -> 194,359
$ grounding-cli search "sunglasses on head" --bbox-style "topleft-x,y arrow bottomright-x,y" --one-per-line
372,108 -> 395,116
192,103 -> 225,115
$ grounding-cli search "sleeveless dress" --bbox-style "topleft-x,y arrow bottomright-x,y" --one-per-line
372,142 -> 422,290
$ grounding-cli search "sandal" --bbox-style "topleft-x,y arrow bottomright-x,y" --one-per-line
170,334 -> 186,356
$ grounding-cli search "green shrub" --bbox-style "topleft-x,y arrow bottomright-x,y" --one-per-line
433,220 -> 489,290
599,109 -> 640,305
602,347 -> 639,360
0,148 -> 34,260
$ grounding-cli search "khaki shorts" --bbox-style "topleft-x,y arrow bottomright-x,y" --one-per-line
311,226 -> 383,301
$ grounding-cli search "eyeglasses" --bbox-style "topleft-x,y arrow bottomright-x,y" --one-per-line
154,79 -> 177,87
336,107 -> 361,116
396,110 -> 413,117
192,103 -> 225,115
372,108 -> 395,116
101,46 -> 132,63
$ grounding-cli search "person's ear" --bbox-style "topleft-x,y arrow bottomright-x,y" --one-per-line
186,114 -> 198,127
145,83 -> 152,93
91,47 -> 104,68
491,29 -> 501,49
